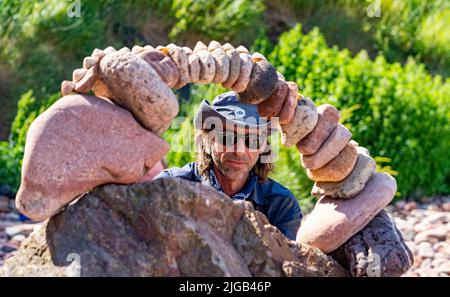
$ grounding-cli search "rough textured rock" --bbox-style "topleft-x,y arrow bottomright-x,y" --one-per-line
137,49 -> 180,88
3,179 -> 348,277
194,41 -> 216,84
60,80 -> 75,96
297,104 -> 340,155
301,123 -> 352,170
187,52 -> 201,83
278,82 -> 298,125
210,47 -> 230,84
311,146 -> 376,199
257,78 -> 288,118
221,48 -> 241,88
167,44 -> 190,89
95,51 -> 179,135
15,94 -> 169,222
297,172 -> 397,253
238,60 -> 278,104
232,52 -> 253,93
306,142 -> 358,182
281,97 -> 318,147
74,66 -> 97,94
329,210 -> 414,277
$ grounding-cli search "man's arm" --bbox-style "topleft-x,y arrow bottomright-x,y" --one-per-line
266,195 -> 303,241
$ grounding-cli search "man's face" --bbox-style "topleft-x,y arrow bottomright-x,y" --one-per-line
209,126 -> 268,181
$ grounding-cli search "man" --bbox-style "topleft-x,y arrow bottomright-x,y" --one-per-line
154,91 -> 302,240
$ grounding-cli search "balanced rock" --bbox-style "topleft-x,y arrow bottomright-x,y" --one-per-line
281,97 -> 318,147
221,48 -> 241,88
278,82 -> 298,125
210,46 -> 230,84
301,123 -> 351,170
306,142 -> 358,182
296,172 -> 397,253
329,210 -> 414,277
257,78 -> 288,118
95,51 -> 179,135
137,49 -> 180,88
167,44 -> 190,89
231,51 -> 252,93
15,94 -> 169,222
3,179 -> 348,277
297,104 -> 340,155
238,60 -> 278,104
311,146 -> 376,198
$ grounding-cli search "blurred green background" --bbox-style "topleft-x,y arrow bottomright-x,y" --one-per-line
0,0 -> 448,210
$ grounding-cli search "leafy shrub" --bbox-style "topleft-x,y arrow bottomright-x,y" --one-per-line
169,0 -> 265,45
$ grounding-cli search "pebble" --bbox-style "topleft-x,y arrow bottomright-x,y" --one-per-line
392,196 -> 450,277
0,196 -> 10,212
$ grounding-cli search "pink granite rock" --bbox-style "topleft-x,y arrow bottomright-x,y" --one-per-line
297,104 -> 340,155
16,94 -> 169,222
94,51 -> 179,135
306,142 -> 358,182
311,146 -> 376,198
301,123 -> 351,170
297,172 -> 397,253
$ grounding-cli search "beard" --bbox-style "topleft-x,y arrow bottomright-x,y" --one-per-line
211,149 -> 255,181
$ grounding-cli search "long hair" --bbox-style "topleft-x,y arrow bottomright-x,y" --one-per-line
195,129 -> 274,182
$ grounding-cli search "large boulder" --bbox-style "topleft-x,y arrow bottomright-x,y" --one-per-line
15,94 -> 169,222
1,178 -> 348,277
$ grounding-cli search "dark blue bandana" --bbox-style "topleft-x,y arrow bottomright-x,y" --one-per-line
205,166 -> 258,201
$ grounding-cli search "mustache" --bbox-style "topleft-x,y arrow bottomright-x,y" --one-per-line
225,156 -> 249,163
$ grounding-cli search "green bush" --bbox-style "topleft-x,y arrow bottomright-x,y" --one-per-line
0,90 -> 61,191
374,0 -> 450,77
267,24 -> 450,200
169,0 -> 265,45
284,0 -> 450,77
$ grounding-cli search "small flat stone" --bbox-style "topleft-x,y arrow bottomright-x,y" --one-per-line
307,142 -> 358,182
257,78 -> 288,118
297,104 -> 340,155
74,66 -> 97,94
301,123 -> 352,170
281,97 -> 318,147
238,60 -> 278,104
231,52 -> 252,92
221,49 -> 241,88
61,80 -> 75,96
167,44 -> 190,89
137,49 -> 180,88
312,146 -> 376,198
210,47 -> 230,84
277,82 -> 298,125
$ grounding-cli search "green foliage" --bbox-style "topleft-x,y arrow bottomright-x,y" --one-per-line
0,90 -> 61,191
267,24 -> 450,200
374,0 -> 450,77
163,84 -> 228,169
0,141 -> 21,190
284,0 -> 450,77
169,0 -> 265,45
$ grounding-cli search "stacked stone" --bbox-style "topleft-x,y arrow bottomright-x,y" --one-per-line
19,40 -> 397,259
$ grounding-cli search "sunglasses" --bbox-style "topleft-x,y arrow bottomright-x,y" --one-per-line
213,130 -> 267,150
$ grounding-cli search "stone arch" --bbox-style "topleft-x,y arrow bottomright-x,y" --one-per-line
19,41 -> 397,253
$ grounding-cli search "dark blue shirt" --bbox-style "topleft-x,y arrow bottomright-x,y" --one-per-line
153,162 -> 302,240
